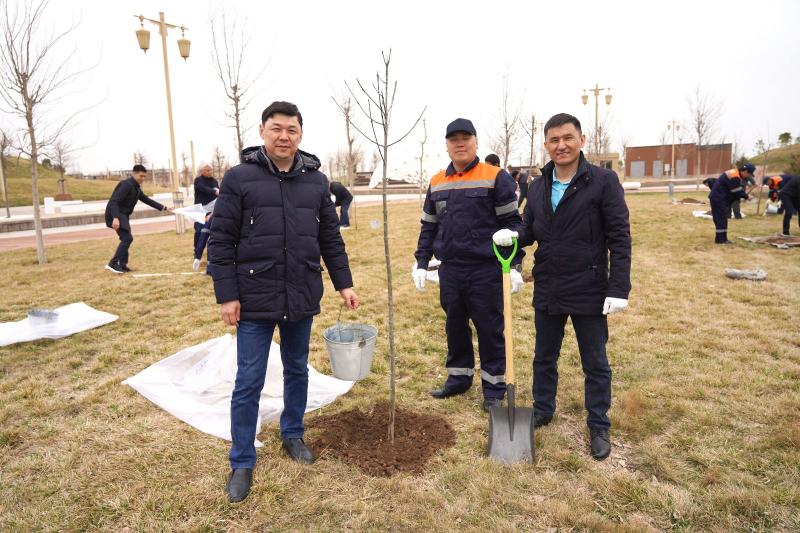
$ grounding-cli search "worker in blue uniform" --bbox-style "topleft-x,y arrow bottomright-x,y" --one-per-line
708,163 -> 754,244
413,118 -> 524,413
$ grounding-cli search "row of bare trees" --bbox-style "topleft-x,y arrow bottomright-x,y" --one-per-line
0,0 -> 95,264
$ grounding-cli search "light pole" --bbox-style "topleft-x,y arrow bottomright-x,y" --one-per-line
581,83 -> 612,162
667,119 -> 680,200
134,12 -> 191,234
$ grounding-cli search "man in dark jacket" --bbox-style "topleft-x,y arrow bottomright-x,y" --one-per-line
518,171 -> 530,210
493,113 -> 631,460
709,164 -> 753,244
104,164 -> 170,274
192,164 -> 219,270
209,101 -> 359,503
778,175 -> 800,235
329,180 -> 353,228
414,118 -> 524,413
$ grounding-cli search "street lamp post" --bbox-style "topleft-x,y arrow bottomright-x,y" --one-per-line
581,83 -> 612,163
667,119 -> 680,201
134,12 -> 191,234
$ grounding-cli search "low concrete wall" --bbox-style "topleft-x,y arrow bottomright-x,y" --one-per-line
0,209 -> 171,233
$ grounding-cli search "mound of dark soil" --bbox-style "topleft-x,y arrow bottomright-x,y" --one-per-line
308,402 -> 456,477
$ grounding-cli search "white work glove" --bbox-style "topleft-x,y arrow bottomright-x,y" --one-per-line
603,297 -> 628,315
492,228 -> 519,246
412,268 -> 427,291
510,269 -> 523,294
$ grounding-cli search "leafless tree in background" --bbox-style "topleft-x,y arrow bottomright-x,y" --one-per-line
0,128 -> 10,217
334,50 -> 425,442
416,118 -> 428,208
687,86 -> 723,189
0,0 -> 91,264
520,112 -> 540,167
617,134 -> 632,178
332,97 -> 363,227
210,9 -> 268,157
211,147 -> 228,179
489,73 -> 520,168
49,138 -> 73,196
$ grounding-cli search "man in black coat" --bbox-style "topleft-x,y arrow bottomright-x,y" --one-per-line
493,113 -> 632,460
209,101 -> 359,503
329,180 -> 353,228
778,175 -> 800,235
104,164 -> 170,274
192,164 -> 219,270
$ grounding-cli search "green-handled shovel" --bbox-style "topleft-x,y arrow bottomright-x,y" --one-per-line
487,238 -> 534,464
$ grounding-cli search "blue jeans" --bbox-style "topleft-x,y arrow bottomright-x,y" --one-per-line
230,317 -> 313,469
533,310 -> 611,429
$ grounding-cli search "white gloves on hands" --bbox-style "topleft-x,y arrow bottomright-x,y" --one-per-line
603,297 -> 628,315
510,269 -> 523,294
412,268 -> 427,291
492,228 -> 519,247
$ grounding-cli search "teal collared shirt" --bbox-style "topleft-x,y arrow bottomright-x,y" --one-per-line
551,169 -> 570,212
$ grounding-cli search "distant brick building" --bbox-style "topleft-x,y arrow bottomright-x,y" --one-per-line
625,143 -> 732,178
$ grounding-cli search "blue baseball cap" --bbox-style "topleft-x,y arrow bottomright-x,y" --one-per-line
739,163 -> 756,174
445,118 -> 477,138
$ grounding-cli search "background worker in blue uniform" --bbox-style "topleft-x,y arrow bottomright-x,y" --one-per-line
493,113 -> 632,460
764,174 -> 795,214
708,163 -> 754,244
413,118 -> 524,413
777,175 -> 800,235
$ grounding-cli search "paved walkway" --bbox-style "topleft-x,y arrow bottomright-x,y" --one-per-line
0,195 -> 423,252
0,216 -> 179,252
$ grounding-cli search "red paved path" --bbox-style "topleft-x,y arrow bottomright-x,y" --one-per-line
0,220 -> 178,252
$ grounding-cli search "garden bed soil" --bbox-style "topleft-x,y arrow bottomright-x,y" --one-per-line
308,402 -> 456,477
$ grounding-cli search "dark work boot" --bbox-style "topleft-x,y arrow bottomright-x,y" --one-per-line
589,428 -> 611,460
534,413 -> 553,428
482,398 -> 501,413
430,383 -> 470,399
226,468 -> 253,502
282,438 -> 315,464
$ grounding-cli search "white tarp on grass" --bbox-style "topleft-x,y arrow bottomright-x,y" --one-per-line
123,334 -> 355,446
0,302 -> 118,347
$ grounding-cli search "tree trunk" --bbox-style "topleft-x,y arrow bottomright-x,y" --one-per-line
383,127 -> 396,444
28,118 -> 46,265
0,154 -> 10,218
58,167 -> 66,195
234,93 -> 243,158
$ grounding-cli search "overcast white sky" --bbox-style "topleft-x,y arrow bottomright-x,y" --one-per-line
2,0 -> 799,175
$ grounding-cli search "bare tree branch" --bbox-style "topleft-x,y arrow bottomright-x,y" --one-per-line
209,7 -> 269,157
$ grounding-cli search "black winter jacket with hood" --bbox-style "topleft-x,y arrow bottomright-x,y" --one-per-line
514,152 -> 632,315
208,146 -> 353,321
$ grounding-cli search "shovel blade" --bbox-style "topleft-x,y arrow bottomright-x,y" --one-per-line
487,405 -> 534,464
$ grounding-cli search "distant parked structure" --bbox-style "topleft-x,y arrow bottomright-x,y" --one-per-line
625,143 -> 732,178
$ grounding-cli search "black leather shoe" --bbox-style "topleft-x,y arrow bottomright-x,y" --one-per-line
534,413 -> 553,428
282,438 -> 315,464
430,385 -> 470,399
482,398 -> 501,412
590,428 -> 611,460
226,468 -> 253,502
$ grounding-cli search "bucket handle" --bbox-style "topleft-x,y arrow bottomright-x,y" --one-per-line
336,303 -> 367,347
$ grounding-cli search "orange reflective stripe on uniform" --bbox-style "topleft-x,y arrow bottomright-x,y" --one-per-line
725,168 -> 742,180
429,162 -> 498,193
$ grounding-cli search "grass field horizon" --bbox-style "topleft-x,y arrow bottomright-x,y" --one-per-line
1,192 -> 798,531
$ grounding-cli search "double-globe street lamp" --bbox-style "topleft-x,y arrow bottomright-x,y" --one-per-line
134,12 -> 191,234
581,84 -> 612,162
667,119 -> 681,200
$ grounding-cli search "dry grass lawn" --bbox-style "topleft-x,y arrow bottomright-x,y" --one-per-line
1,192 -> 798,532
